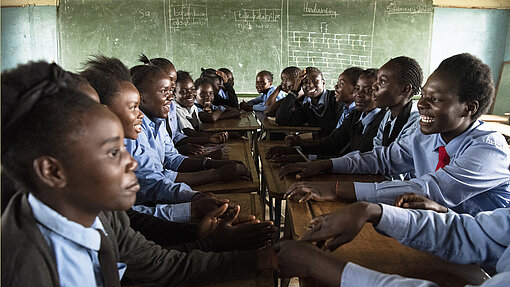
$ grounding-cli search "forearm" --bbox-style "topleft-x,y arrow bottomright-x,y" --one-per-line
219,109 -> 240,120
175,170 -> 220,187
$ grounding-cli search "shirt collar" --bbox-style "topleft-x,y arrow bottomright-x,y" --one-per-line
28,193 -> 105,251
303,89 -> 327,109
432,120 -> 482,154
357,108 -> 381,126
344,101 -> 356,112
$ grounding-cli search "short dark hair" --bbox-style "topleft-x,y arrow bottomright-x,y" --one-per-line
305,67 -> 324,81
130,64 -> 168,94
2,61 -> 102,190
388,56 -> 423,97
176,70 -> 194,84
360,68 -> 378,80
434,53 -> 494,120
80,54 -> 131,105
257,70 -> 274,83
341,67 -> 364,86
139,53 -> 175,71
194,77 -> 216,95
281,66 -> 301,79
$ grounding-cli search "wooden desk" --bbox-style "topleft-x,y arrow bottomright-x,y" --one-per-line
215,192 -> 265,221
480,114 -> 509,124
484,122 -> 510,138
202,111 -> 260,132
255,112 -> 321,140
194,139 -> 259,194
288,200 -> 489,287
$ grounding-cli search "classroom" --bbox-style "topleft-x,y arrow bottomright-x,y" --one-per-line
2,0 -> 510,286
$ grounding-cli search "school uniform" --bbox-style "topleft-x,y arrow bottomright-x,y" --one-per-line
248,86 -> 285,112
331,120 -> 510,215
373,100 -> 420,148
341,204 -> 510,286
125,112 -> 196,209
1,192 -> 257,286
166,101 -> 188,144
195,102 -> 226,113
175,102 -> 202,132
213,83 -> 238,108
300,108 -> 386,159
276,89 -> 342,138
336,101 -> 356,128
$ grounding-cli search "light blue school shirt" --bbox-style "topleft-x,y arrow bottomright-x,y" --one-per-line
341,204 -> 510,287
248,86 -> 285,112
302,89 -> 327,114
168,101 -> 188,144
195,102 -> 226,113
336,101 -> 356,128
372,101 -> 420,148
125,112 -> 197,205
331,120 -> 510,215
357,108 -> 382,134
28,193 -> 126,287
218,88 -> 228,100
131,203 -> 191,222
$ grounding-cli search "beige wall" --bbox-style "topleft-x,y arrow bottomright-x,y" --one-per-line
2,0 -> 57,7
433,0 -> 510,9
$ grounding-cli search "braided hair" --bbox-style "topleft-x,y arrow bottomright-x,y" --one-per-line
434,53 -> 494,120
387,56 -> 423,98
2,62 -> 102,190
80,54 -> 132,105
138,53 -> 175,71
281,66 -> 301,79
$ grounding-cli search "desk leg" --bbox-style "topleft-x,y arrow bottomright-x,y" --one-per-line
275,198 -> 282,238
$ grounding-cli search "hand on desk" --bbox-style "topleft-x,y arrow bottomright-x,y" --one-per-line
284,134 -> 304,146
269,154 -> 305,164
215,163 -> 252,182
176,143 -> 204,156
394,193 -> 448,213
191,192 -> 230,221
279,159 -> 332,180
302,202 -> 382,252
210,131 -> 228,143
284,181 -> 337,202
266,145 -> 297,160
239,101 -> 253,112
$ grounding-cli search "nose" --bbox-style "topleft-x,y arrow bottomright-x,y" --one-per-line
372,82 -> 379,92
125,152 -> 138,172
137,108 -> 144,120
417,95 -> 428,110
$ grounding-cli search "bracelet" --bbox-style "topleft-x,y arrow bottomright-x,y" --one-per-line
202,157 -> 211,169
335,181 -> 339,199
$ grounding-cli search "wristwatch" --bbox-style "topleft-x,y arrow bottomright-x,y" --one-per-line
202,157 -> 212,169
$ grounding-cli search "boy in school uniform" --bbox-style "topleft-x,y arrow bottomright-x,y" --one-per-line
240,70 -> 285,112
201,67 -> 239,108
275,67 -> 342,138
282,54 -> 510,216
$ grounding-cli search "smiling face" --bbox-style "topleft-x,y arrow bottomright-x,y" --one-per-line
140,74 -> 172,120
334,72 -> 355,104
196,83 -> 215,108
417,72 -> 475,143
62,109 -> 139,213
302,71 -> 325,98
353,74 -> 377,112
175,79 -> 196,108
108,81 -> 144,140
255,74 -> 272,93
280,72 -> 295,93
373,61 -> 408,109
161,64 -> 177,96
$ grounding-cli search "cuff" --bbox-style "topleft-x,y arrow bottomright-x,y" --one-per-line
331,157 -> 349,173
341,262 -> 380,287
308,154 -> 318,161
353,182 -> 377,201
375,204 -> 410,241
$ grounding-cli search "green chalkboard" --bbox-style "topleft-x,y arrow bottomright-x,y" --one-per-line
58,0 -> 433,93
491,61 -> 510,116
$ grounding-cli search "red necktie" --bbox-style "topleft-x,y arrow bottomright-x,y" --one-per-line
435,146 -> 450,171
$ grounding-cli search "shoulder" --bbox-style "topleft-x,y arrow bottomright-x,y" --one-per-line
466,121 -> 509,149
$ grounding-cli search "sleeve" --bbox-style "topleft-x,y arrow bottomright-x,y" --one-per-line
341,262 -> 438,287
109,211 -> 257,286
248,94 -> 264,105
175,107 -> 195,132
162,127 -> 188,172
375,204 -> 509,267
352,134 -> 510,208
396,111 -> 420,143
131,203 -> 191,223
125,138 -> 197,205
252,102 -> 267,112
275,93 -> 307,126
172,129 -> 188,144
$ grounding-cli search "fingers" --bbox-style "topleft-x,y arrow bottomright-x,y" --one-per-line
221,205 -> 240,225
205,203 -> 229,219
298,193 -> 313,203
279,164 -> 305,179
324,234 -> 350,252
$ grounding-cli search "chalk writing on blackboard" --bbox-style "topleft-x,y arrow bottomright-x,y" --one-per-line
288,29 -> 372,86
234,9 -> 282,31
170,3 -> 208,30
302,2 -> 338,18
385,3 -> 432,14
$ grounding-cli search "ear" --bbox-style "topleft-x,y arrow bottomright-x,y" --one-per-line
464,100 -> 479,117
401,83 -> 413,98
33,156 -> 67,188
139,92 -> 146,103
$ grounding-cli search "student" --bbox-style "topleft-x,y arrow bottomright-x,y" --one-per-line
1,61 -> 275,286
240,70 -> 285,112
334,67 -> 364,128
281,53 -> 510,215
274,200 -> 510,286
264,66 -> 302,117
275,67 -> 342,137
201,67 -> 239,108
194,77 -> 241,122
267,69 -> 385,161
128,64 -> 250,204
138,54 -> 206,156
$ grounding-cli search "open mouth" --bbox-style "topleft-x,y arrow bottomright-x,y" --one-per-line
420,115 -> 435,123
133,120 -> 143,133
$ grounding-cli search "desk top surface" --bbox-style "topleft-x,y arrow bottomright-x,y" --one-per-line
194,139 -> 259,193
255,112 -> 321,132
202,111 -> 260,132
480,114 -> 509,124
288,200 -> 489,287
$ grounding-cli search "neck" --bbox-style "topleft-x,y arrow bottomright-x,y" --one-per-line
140,107 -> 157,123
389,99 -> 410,119
34,192 -> 98,227
342,99 -> 354,106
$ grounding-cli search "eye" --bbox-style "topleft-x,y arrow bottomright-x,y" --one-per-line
108,148 -> 120,158
431,97 -> 439,102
